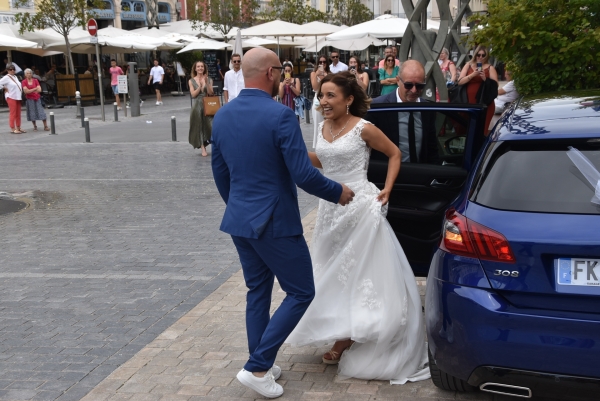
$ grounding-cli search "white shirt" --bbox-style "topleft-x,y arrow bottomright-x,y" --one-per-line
149,66 -> 164,83
223,69 -> 245,101
395,90 -> 423,163
329,61 -> 348,73
494,81 -> 519,108
6,62 -> 22,73
0,74 -> 23,100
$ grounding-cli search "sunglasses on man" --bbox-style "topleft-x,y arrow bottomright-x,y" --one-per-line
232,60 -> 241,64
400,80 -> 426,91
330,55 -> 339,59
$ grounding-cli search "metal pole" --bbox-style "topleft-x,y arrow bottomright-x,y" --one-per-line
80,107 -> 85,128
113,102 -> 119,122
171,116 -> 177,141
123,94 -> 127,117
84,118 -> 91,143
75,91 -> 81,118
95,43 -> 105,121
49,112 -> 57,135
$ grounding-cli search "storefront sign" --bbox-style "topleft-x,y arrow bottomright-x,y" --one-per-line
121,11 -> 145,21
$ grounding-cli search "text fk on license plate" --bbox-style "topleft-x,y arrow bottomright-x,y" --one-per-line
558,258 -> 600,286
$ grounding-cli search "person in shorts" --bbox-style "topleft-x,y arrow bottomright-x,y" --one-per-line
147,59 -> 164,105
109,59 -> 124,110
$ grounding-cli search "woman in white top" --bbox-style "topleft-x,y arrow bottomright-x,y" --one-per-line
0,65 -> 25,134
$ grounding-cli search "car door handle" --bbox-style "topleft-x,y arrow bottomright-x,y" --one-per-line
430,179 -> 451,187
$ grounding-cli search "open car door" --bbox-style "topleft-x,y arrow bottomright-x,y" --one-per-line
365,102 -> 488,276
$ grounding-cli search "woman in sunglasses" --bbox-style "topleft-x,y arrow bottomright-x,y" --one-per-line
0,65 -> 25,134
457,45 -> 498,134
378,55 -> 400,96
310,56 -> 331,148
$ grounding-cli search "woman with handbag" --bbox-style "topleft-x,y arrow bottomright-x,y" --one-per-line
0,65 -> 25,134
457,45 -> 498,135
22,69 -> 49,131
188,61 -> 215,157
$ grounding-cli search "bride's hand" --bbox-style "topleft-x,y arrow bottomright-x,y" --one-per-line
376,189 -> 391,206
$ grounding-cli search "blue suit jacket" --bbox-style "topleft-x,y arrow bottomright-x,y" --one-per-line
212,89 -> 342,239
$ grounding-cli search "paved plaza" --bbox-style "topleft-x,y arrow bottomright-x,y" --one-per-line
0,96 -> 551,400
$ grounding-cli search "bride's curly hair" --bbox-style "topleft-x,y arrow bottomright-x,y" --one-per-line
317,71 -> 371,118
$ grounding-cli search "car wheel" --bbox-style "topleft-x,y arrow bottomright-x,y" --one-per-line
428,349 -> 477,392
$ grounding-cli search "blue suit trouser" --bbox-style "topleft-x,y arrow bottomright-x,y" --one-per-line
231,221 -> 315,372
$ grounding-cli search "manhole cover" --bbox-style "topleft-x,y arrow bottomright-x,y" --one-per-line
0,198 -> 27,215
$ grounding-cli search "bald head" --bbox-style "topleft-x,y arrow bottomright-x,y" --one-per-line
243,48 -> 279,82
242,47 -> 282,96
398,60 -> 425,80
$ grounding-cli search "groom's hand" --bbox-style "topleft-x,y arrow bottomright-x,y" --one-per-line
338,184 -> 355,206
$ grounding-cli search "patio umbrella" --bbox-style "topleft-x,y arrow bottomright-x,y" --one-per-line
300,35 -> 387,53
299,22 -> 346,54
177,38 -> 232,54
327,15 -> 410,40
240,20 -> 306,56
230,29 -> 243,69
228,36 -> 278,49
0,34 -> 42,51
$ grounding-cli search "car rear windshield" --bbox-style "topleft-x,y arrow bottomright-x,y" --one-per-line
473,139 -> 600,214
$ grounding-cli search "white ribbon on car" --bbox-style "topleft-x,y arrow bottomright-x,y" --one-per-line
566,146 -> 600,205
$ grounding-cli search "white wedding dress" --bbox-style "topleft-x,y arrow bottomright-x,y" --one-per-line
287,119 -> 431,384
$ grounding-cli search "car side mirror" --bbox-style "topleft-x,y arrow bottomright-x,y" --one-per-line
445,136 -> 466,155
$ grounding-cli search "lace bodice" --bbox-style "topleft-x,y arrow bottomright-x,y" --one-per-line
316,119 -> 371,178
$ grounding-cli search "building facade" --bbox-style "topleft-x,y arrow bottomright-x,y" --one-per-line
0,0 -> 34,26
91,0 -> 181,30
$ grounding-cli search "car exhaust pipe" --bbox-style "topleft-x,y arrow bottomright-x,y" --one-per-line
479,382 -> 532,398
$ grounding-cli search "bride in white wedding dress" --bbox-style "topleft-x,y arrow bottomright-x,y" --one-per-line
286,72 -> 430,384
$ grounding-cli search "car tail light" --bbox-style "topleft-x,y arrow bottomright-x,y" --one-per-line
441,209 -> 515,263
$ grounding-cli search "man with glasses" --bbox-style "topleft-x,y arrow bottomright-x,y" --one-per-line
370,60 -> 439,164
211,47 -> 354,399
328,50 -> 348,73
223,53 -> 245,103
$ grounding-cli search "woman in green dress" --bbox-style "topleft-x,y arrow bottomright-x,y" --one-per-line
188,61 -> 214,157
378,55 -> 400,96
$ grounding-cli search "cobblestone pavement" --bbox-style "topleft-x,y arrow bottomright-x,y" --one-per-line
81,211 -> 545,401
0,98 -> 317,401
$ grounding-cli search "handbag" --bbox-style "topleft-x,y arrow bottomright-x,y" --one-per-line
7,75 -> 25,101
203,96 -> 221,116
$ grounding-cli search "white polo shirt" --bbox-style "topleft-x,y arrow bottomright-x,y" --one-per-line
223,69 -> 245,101
329,61 -> 348,73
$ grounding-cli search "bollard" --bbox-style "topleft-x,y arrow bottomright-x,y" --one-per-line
113,102 -> 119,122
171,116 -> 177,142
75,91 -> 81,118
84,118 -> 91,143
80,107 -> 85,128
49,112 -> 57,135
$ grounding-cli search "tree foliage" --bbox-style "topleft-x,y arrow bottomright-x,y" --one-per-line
188,0 -> 260,41
329,0 -> 373,26
469,0 -> 600,95
260,0 -> 371,26
14,0 -> 102,75
259,0 -> 327,24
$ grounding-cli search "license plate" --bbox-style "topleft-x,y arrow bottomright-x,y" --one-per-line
557,258 -> 600,286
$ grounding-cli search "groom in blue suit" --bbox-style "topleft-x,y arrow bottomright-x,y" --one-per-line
211,48 -> 355,398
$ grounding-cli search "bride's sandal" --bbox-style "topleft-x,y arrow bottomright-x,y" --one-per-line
322,340 -> 356,365
322,349 -> 341,365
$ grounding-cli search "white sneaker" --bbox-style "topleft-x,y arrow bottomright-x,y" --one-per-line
272,364 -> 281,380
155,101 -> 160,106
117,107 -> 122,111
236,369 -> 283,398
159,101 -> 163,105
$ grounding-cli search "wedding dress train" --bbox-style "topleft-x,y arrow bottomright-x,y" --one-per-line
287,119 -> 431,384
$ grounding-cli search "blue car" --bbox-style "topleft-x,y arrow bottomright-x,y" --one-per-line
366,90 -> 600,399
